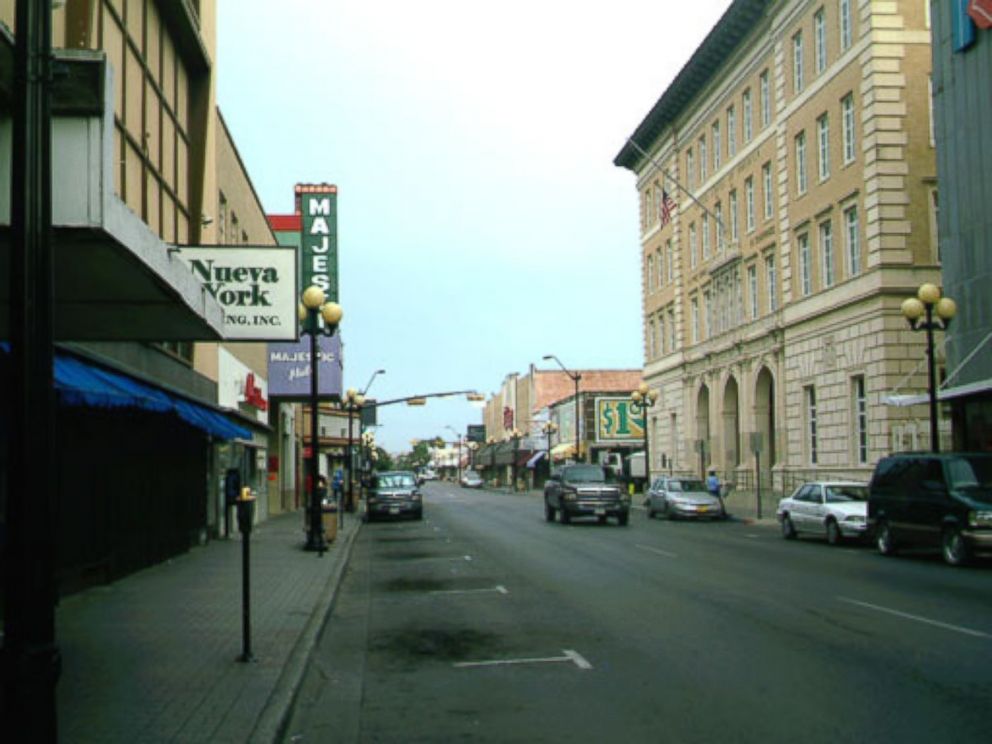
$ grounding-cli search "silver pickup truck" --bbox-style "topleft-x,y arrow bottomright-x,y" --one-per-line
544,464 -> 630,526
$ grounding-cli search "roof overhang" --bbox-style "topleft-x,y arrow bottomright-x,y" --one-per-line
0,37 -> 224,341
884,377 -> 992,407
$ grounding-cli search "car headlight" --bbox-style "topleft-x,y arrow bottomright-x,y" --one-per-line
968,510 -> 992,528
562,488 -> 577,501
844,515 -> 866,523
672,499 -> 691,508
412,492 -> 422,501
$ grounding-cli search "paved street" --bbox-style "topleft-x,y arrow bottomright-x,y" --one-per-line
285,480 -> 992,743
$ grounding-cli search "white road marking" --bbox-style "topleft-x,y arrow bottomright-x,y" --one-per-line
837,597 -> 992,639
746,534 -> 761,539
454,649 -> 593,670
430,585 -> 509,596
635,543 -> 678,559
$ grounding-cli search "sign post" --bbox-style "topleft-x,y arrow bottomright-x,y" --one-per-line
750,432 -> 764,520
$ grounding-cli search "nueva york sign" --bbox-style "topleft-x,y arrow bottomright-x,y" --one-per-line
175,246 -> 298,340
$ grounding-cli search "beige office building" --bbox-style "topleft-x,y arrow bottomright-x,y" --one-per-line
615,0 -> 943,496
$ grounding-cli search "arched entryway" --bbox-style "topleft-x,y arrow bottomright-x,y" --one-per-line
754,366 -> 776,467
723,376 -> 741,468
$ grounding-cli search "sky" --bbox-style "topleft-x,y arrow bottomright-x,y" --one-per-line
216,0 -> 733,454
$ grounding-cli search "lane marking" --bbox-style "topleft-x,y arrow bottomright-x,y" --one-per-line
837,597 -> 991,640
454,649 -> 592,670
635,543 -> 678,559
430,585 -> 509,596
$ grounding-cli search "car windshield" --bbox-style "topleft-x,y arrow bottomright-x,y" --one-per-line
669,479 -> 706,492
825,485 -> 868,503
563,465 -> 607,483
377,473 -> 416,488
464,471 -> 480,479
946,456 -> 992,490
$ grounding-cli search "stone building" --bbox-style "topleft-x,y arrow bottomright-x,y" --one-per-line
615,0 -> 943,492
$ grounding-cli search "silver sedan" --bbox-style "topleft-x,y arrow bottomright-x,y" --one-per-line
646,476 -> 726,520
777,481 -> 869,545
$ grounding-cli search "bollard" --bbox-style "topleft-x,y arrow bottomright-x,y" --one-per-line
236,489 -> 256,663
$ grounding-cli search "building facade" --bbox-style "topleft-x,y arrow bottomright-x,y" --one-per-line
616,0 -> 943,490
930,1 -> 992,450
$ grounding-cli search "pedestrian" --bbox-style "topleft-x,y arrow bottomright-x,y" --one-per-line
707,469 -> 727,517
331,468 -> 344,508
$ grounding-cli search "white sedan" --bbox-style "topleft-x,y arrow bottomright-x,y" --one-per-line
777,481 -> 869,545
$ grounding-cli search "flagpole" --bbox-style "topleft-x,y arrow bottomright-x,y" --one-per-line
626,137 -> 729,249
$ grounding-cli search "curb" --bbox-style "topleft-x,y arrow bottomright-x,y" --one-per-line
249,518 -> 363,744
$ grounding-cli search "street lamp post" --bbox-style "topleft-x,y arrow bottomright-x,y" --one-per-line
487,436 -> 497,485
631,383 -> 659,489
300,286 -> 343,554
507,428 -> 523,492
542,420 -> 558,476
343,388 -> 365,513
468,441 -> 479,471
901,283 -> 956,453
543,355 -> 582,462
446,425 -> 464,482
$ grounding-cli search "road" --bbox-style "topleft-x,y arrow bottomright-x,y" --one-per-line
283,480 -> 992,743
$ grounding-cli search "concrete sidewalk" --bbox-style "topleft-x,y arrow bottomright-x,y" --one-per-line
56,509 -> 360,743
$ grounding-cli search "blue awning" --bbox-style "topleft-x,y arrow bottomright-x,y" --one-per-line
2,343 -> 251,441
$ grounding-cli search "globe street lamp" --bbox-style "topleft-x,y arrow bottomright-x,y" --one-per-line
343,388 -> 365,513
543,354 -> 582,462
300,286 -> 343,554
901,283 -> 956,453
542,420 -> 558,472
631,382 -> 659,488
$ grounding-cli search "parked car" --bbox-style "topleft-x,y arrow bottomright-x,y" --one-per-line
646,476 -> 726,520
460,470 -> 483,488
868,452 -> 992,566
366,471 -> 423,522
544,464 -> 630,526
777,481 -> 869,544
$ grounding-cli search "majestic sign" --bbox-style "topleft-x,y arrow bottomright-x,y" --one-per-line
267,334 -> 343,399
299,185 -> 338,302
595,397 -> 644,443
175,246 -> 297,340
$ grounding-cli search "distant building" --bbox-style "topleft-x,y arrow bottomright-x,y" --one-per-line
615,0 -> 942,488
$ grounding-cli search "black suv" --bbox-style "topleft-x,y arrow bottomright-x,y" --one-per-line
366,471 -> 423,522
867,452 -> 992,565
544,464 -> 630,526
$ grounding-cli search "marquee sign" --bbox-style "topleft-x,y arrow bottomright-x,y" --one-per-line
299,185 -> 339,302
175,246 -> 297,340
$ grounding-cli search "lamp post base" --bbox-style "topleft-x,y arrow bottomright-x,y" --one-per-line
304,531 -> 327,554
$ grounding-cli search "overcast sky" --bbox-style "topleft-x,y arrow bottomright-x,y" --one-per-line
217,0 -> 733,454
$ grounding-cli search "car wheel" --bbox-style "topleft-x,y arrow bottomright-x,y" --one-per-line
545,501 -> 555,522
598,515 -> 608,525
618,511 -> 629,526
560,506 -> 571,525
781,514 -> 797,540
646,504 -> 655,519
413,509 -> 423,521
826,519 -> 842,546
665,502 -> 676,521
875,520 -> 897,556
941,527 -> 970,567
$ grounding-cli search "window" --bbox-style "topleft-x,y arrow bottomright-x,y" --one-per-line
656,247 -> 664,287
844,205 -> 860,276
743,89 -> 753,143
795,131 -> 808,194
762,162 -> 773,220
658,314 -> 666,356
647,254 -> 655,292
748,264 -> 758,319
806,386 -> 818,465
760,69 -> 771,127
712,121 -> 722,169
699,136 -> 708,182
666,240 -> 674,282
729,190 -> 739,241
745,177 -> 755,232
704,289 -> 712,339
689,222 -> 698,269
686,148 -> 694,190
648,319 -> 656,358
668,307 -> 676,350
820,219 -> 835,288
929,188 -> 940,262
766,254 -> 778,311
702,214 -> 711,259
798,233 -> 812,296
842,93 -> 856,164
817,114 -> 830,181
840,0 -> 852,52
853,375 -> 868,465
727,105 -> 737,157
691,297 -> 700,343
714,201 -> 724,251
928,75 -> 935,147
793,31 -> 804,93
814,7 -> 827,74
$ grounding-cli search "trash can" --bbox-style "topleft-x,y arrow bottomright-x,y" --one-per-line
322,503 -> 338,542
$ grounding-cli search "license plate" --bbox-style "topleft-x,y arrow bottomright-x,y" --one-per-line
595,508 -> 606,516
698,506 -> 709,513
389,507 -> 400,515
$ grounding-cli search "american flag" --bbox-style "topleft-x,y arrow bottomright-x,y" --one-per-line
658,189 -> 677,227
